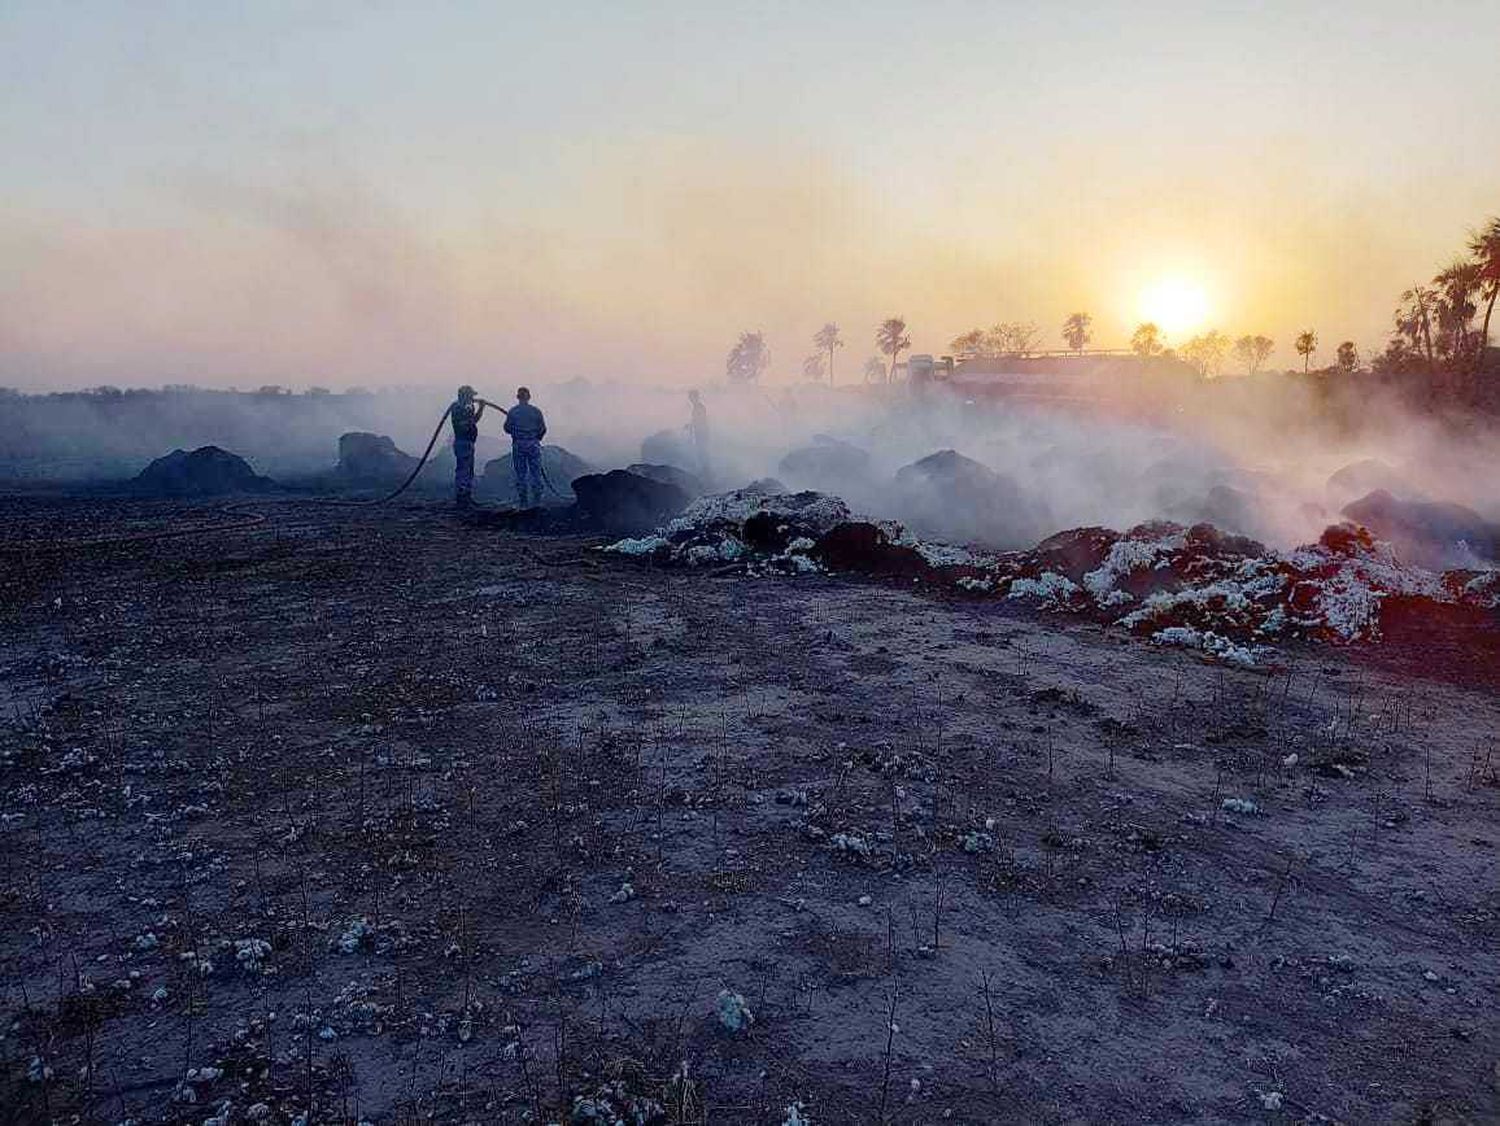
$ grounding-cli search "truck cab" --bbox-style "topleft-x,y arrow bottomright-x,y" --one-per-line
905,354 -> 953,389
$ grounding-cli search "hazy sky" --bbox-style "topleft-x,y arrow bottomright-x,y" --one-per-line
3,1 -> 1498,390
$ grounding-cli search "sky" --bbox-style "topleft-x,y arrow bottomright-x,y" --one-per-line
2,0 -> 1498,391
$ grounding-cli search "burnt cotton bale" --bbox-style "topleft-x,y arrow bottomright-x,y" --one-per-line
1326,458 -> 1411,502
639,428 -> 695,471
1341,489 -> 1500,568
336,432 -> 420,483
132,446 -> 276,496
626,463 -> 704,497
811,521 -> 931,579
893,448 -> 1050,548
572,470 -> 689,535
1167,484 -> 1259,538
777,435 -> 871,490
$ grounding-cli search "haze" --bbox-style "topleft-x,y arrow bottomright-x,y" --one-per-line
3,1 -> 1499,391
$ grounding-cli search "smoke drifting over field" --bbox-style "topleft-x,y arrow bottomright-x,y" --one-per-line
3,373 -> 1497,568
681,380 -> 1500,560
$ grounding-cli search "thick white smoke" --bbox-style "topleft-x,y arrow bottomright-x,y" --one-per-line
3,375 -> 1497,565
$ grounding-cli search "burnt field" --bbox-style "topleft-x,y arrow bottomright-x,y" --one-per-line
2,496 -> 1498,1125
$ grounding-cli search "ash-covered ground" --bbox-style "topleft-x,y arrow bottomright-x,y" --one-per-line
2,497 -> 1499,1124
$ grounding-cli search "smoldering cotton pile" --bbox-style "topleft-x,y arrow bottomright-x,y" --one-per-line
666,483 -> 853,539
604,486 -> 1499,663
604,483 -> 858,573
988,520 -> 1498,652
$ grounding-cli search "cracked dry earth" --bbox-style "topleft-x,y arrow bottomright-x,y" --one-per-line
1,496 -> 1498,1125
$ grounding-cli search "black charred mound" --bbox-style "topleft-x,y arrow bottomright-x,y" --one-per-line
337,433 -> 419,483
572,470 -> 689,536
626,463 -> 704,497
1170,484 -> 1256,537
896,448 -> 1009,494
640,429 -> 695,471
1341,489 -> 1500,568
132,447 -> 277,497
893,449 -> 1049,546
810,522 -> 931,578
1327,459 -> 1409,500
777,436 -> 871,489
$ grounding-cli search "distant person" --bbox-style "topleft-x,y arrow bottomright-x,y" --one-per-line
503,386 -> 547,508
687,389 -> 710,481
448,384 -> 487,508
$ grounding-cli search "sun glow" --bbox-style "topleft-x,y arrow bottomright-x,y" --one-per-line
1138,277 -> 1211,339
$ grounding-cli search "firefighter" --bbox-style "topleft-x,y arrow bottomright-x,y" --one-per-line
503,386 -> 547,508
687,389 -> 710,481
448,385 -> 486,508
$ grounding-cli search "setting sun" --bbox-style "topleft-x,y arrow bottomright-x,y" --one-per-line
1138,277 -> 1211,339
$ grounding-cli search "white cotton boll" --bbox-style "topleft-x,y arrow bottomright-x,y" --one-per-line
715,990 -> 754,1032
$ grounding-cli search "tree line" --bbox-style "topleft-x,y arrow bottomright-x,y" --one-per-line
726,317 -> 914,385
732,215 -> 1498,396
1166,216 -> 1499,385
726,312 -> 1282,384
1372,217 -> 1500,393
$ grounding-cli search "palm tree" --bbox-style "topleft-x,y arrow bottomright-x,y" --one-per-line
1294,330 -> 1318,373
813,323 -> 843,385
1433,260 -> 1479,360
1061,312 -> 1092,354
876,317 -> 911,383
1129,322 -> 1163,357
1468,217 -> 1500,359
1396,285 -> 1437,371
